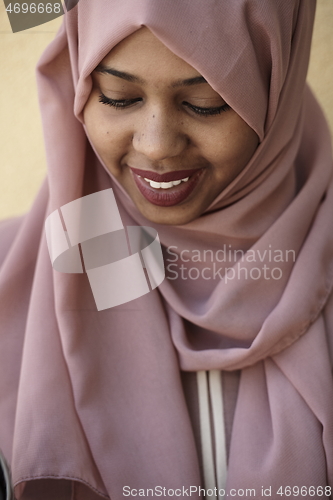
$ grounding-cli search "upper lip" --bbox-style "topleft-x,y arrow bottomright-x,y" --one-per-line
129,166 -> 203,182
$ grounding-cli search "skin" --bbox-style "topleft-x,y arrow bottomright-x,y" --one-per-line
83,27 -> 259,225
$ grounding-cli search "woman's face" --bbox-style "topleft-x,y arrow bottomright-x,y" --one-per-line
84,28 -> 259,225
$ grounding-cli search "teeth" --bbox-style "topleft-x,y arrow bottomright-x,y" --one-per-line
160,182 -> 174,189
142,176 -> 190,189
148,180 -> 162,189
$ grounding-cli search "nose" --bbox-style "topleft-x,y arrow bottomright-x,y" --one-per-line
132,108 -> 188,161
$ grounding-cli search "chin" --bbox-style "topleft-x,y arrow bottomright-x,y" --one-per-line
136,202 -> 203,226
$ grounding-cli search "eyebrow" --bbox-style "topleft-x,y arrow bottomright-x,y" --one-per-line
172,75 -> 207,88
95,65 -> 207,88
95,66 -> 144,84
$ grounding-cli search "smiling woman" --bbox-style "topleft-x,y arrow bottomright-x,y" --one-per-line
83,28 -> 259,225
0,1 -> 333,500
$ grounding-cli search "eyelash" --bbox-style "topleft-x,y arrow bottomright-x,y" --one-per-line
99,94 -> 142,108
183,101 -> 230,116
98,93 -> 230,116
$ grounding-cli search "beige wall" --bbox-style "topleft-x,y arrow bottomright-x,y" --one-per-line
0,1 -> 332,220
0,6 -> 62,219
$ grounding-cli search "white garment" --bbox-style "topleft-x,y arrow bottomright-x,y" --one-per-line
197,371 -> 227,500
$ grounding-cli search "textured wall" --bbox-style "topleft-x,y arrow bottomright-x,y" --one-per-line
0,0 -> 332,219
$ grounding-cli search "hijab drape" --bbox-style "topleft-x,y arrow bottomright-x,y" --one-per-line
0,0 -> 333,498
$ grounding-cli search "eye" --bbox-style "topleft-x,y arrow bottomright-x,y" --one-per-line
183,101 -> 231,116
99,93 -> 142,108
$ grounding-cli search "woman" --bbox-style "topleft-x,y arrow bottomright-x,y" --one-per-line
0,0 -> 332,498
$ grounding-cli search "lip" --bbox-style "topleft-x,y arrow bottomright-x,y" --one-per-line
130,167 -> 205,207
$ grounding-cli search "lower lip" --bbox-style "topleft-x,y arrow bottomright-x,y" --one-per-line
131,169 -> 205,207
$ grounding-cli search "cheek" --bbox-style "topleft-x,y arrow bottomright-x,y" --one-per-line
84,101 -> 128,167
84,102 -> 107,152
204,120 -> 258,167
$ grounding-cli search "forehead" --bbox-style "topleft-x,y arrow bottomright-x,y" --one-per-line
100,27 -> 202,83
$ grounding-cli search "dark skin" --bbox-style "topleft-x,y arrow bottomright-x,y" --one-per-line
83,28 -> 259,225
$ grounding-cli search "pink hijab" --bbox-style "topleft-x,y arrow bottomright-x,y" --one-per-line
0,0 -> 333,497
